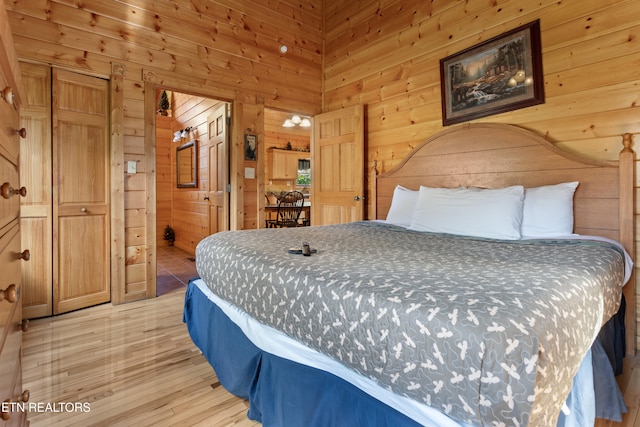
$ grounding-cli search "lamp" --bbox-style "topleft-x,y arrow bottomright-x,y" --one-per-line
173,127 -> 192,142
282,115 -> 311,128
299,118 -> 311,128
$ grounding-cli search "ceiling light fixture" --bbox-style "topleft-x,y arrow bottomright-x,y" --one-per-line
282,115 -> 311,128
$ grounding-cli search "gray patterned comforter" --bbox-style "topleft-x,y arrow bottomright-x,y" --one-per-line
195,221 -> 625,427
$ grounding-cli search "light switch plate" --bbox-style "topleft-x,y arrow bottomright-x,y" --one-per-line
244,167 -> 255,179
127,161 -> 137,174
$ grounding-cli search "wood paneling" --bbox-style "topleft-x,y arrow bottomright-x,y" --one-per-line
5,0 -> 640,349
155,114 -> 173,245
6,0 -> 323,302
160,93 -> 229,255
19,62 -> 51,319
52,69 -> 111,314
0,1 -> 25,422
323,0 -> 640,350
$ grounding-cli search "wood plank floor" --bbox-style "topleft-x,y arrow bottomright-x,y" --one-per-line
22,286 -> 259,427
20,246 -> 640,426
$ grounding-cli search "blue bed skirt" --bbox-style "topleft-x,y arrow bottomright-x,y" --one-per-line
183,279 -> 425,427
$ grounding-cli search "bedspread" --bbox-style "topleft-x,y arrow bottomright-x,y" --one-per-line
195,221 -> 625,427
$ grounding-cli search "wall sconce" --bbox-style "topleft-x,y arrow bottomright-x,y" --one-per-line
282,115 -> 311,128
173,127 -> 192,142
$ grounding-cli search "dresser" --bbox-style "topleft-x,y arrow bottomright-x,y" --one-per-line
0,1 -> 28,424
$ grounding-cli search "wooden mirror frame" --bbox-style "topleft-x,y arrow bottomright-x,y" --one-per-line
177,140 -> 197,188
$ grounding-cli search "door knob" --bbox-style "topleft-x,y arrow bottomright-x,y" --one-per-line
1,182 -> 27,199
354,195 -> 365,201
0,284 -> 18,303
80,207 -> 88,213
18,249 -> 30,261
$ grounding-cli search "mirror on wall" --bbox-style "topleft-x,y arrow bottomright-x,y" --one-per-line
177,140 -> 197,188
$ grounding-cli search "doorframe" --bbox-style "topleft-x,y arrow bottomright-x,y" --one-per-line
141,71 -> 240,301
110,63 -> 126,305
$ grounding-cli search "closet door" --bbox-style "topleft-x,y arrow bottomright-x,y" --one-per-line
52,69 -> 110,314
20,63 -> 52,319
207,103 -> 229,235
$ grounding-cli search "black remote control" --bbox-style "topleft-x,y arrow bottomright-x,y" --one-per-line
302,242 -> 311,256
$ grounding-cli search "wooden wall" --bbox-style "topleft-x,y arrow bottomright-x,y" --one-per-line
155,114 -> 173,246
4,0 -> 323,302
5,0 -> 640,347
323,0 -> 640,349
171,92 -> 220,254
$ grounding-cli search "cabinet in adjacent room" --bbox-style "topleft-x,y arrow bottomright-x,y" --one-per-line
267,148 -> 308,180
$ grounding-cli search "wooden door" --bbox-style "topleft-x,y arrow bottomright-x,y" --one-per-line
311,105 -> 365,225
207,104 -> 229,235
52,69 -> 110,314
20,62 -> 52,319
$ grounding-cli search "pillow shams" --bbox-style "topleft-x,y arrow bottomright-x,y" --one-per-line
408,186 -> 525,240
521,181 -> 579,237
385,185 -> 419,227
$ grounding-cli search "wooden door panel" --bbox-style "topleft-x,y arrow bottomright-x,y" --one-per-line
20,62 -> 52,319
56,122 -> 107,205
312,106 -> 364,225
56,216 -> 109,304
207,104 -> 229,235
20,217 -> 50,318
53,69 -> 110,314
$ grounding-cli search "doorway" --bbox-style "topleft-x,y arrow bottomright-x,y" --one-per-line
263,108 -> 312,226
154,89 -> 230,296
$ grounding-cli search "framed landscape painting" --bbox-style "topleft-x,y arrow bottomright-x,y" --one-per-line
440,20 -> 545,126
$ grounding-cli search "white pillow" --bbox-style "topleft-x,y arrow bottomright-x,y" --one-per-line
521,182 -> 579,237
385,185 -> 419,227
408,185 -> 525,240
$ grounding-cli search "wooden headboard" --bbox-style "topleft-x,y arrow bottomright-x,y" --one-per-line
373,123 -> 636,355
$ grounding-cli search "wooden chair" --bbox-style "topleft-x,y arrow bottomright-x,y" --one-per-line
266,191 -> 305,228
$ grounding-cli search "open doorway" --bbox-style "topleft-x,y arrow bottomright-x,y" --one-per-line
155,89 -> 231,296
263,108 -> 312,227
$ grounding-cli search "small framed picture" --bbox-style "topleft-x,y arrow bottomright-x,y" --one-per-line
244,134 -> 257,161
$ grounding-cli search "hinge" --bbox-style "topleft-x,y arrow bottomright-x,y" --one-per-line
226,184 -> 231,192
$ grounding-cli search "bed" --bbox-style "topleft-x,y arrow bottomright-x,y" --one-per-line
184,123 -> 635,427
